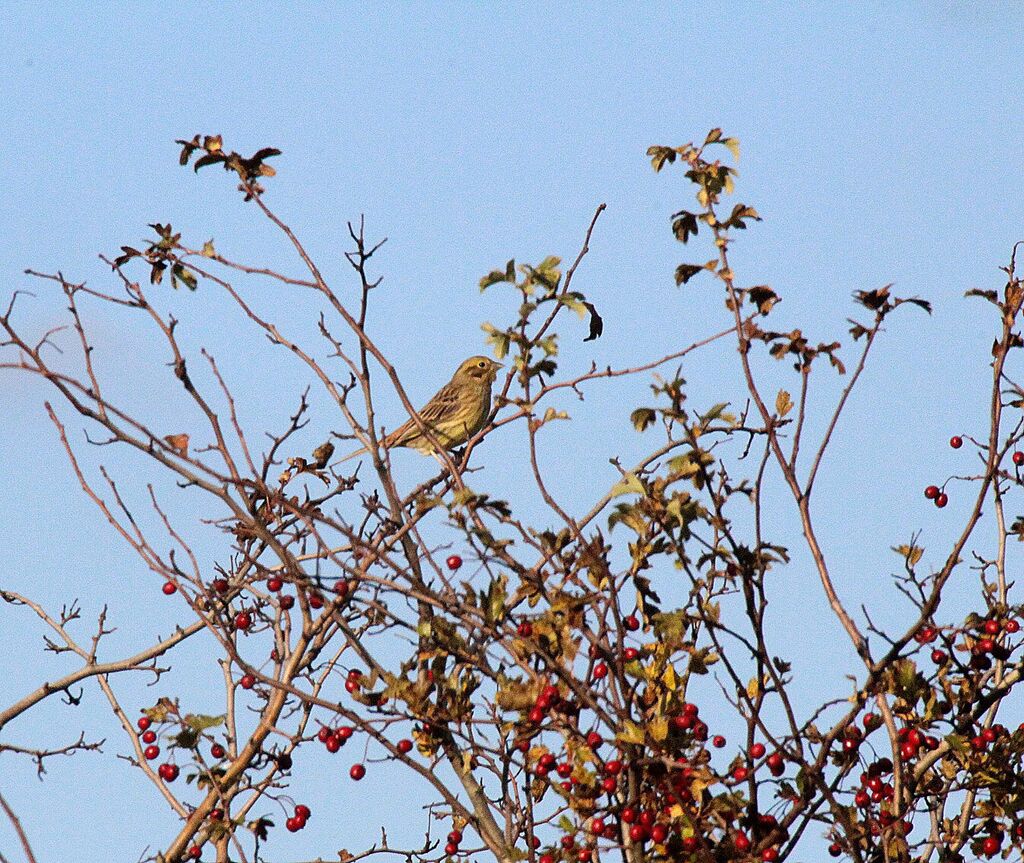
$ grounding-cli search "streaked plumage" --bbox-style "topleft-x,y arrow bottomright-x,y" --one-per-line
342,356 -> 502,461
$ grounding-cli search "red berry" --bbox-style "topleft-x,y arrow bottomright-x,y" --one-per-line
211,578 -> 229,593
187,846 -> 202,860
732,766 -> 749,782
623,614 -> 640,631
239,674 -> 256,690
762,848 -> 779,862
158,763 -> 179,782
950,436 -> 963,449
628,824 -> 646,842
984,619 -> 1001,635
349,763 -> 366,780
144,744 -> 160,760
294,804 -> 311,820
446,554 -> 463,571
137,716 -> 152,731
935,492 -> 948,508
1014,451 -> 1024,466
623,647 -> 640,662
279,594 -> 295,610
592,662 -> 608,680
557,762 -> 573,778
1007,619 -> 1021,633
601,776 -> 617,792
604,759 -> 623,775
325,735 -> 342,753
924,485 -> 939,500
267,577 -> 283,592
749,742 -> 766,759
517,622 -> 533,637
337,726 -> 354,740
234,611 -> 252,631
590,818 -> 605,834
345,678 -> 360,693
651,824 -> 668,843
397,738 -> 414,754
309,593 -> 324,609
286,816 -> 302,833
333,579 -> 350,597
712,735 -> 726,748
734,832 -> 751,852
211,743 -> 226,759
621,806 -> 637,823
829,842 -> 842,857
540,855 -> 554,863
448,829 -> 463,844
528,706 -> 544,724
586,731 -> 603,749
982,835 -> 1000,857
444,842 -> 458,856
162,581 -> 177,596
141,730 -> 157,744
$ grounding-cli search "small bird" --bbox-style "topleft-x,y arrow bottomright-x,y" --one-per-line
342,356 -> 503,461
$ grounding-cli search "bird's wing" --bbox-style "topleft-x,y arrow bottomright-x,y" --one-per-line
418,382 -> 462,422
387,382 -> 461,446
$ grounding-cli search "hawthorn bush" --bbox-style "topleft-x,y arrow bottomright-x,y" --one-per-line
2,130 -> 1024,863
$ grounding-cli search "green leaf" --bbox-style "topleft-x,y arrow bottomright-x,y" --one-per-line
480,260 -> 516,291
172,263 -> 198,291
185,714 -> 226,731
482,325 -> 510,359
630,408 -> 656,432
610,472 -> 645,497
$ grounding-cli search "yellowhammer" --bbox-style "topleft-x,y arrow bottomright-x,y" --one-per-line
342,356 -> 503,461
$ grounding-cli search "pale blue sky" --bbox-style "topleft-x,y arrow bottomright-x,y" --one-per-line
2,4 -> 1023,860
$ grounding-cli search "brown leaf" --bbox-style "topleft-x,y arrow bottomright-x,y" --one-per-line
164,433 -> 189,456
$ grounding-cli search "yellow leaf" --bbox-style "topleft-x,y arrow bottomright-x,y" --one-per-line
662,664 -> 678,691
616,721 -> 645,745
775,389 -> 793,417
893,544 -> 924,567
649,716 -> 668,742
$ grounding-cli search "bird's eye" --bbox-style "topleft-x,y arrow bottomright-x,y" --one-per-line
478,360 -> 487,368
